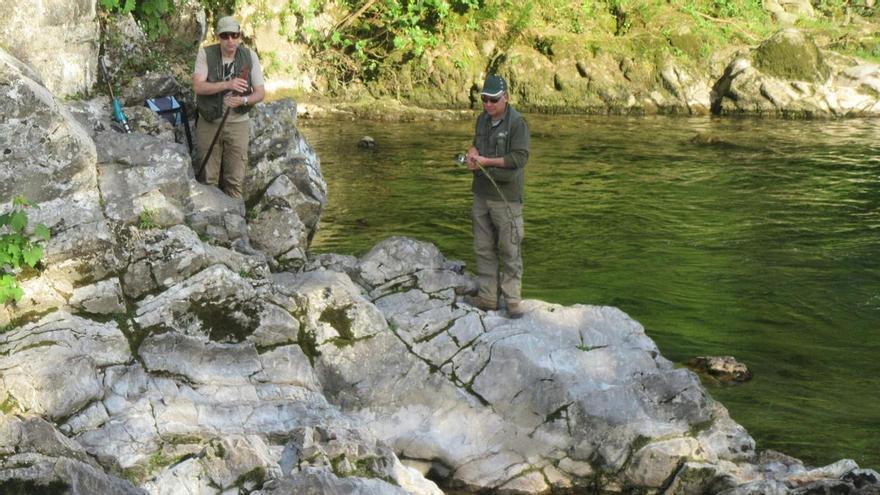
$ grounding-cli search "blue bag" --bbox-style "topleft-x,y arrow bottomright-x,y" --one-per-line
146,96 -> 182,126
145,96 -> 193,153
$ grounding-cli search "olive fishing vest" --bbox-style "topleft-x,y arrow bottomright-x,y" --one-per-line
196,44 -> 254,122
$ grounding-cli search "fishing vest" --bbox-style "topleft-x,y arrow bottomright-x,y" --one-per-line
196,44 -> 254,122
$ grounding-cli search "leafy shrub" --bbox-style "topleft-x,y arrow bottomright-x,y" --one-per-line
98,0 -> 175,38
0,198 -> 50,305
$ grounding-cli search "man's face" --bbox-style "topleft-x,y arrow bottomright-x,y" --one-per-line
482,92 -> 508,119
218,31 -> 241,56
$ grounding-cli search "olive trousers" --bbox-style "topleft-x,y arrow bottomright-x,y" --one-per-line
196,118 -> 250,199
472,196 -> 524,306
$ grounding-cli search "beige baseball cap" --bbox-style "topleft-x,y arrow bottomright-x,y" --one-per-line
215,16 -> 240,34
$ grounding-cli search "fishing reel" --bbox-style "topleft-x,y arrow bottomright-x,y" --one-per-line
455,153 -> 467,165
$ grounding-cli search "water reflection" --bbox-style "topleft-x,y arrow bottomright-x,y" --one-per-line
301,114 -> 880,469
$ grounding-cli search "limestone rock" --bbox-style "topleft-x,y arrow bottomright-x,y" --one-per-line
140,332 -> 263,385
272,269 -> 388,352
1,50 -> 121,300
133,264 -> 265,341
659,62 -> 712,114
247,100 -> 327,212
0,416 -> 145,495
763,0 -> 815,25
120,224 -> 267,299
95,131 -> 192,228
201,435 -> 281,489
120,74 -> 183,108
754,29 -> 829,83
256,467 -> 414,495
0,48 -> 102,236
69,278 -> 126,315
713,29 -> 880,117
0,312 -> 131,420
289,237 -> 737,491
0,0 -> 99,97
100,14 -> 150,86
186,182 -> 250,246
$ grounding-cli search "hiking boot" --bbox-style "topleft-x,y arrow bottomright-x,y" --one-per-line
463,295 -> 497,312
507,301 -> 525,319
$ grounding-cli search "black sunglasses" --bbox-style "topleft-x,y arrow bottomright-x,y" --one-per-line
219,32 -> 240,40
481,96 -> 501,104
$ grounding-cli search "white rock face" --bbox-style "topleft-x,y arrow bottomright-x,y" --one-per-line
713,29 -> 880,117
0,312 -> 131,420
0,0 -> 99,97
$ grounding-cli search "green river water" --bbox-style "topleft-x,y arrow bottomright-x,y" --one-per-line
299,114 -> 880,470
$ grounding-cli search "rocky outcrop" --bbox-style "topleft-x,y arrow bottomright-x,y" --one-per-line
2,38 -> 880,495
0,0 -> 99,97
712,29 -> 880,117
0,44 -> 325,324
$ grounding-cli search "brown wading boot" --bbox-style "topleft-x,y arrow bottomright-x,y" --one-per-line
463,295 -> 497,312
507,301 -> 524,319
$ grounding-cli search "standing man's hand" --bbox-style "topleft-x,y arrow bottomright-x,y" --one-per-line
227,77 -> 249,93
466,147 -> 481,171
223,94 -> 248,108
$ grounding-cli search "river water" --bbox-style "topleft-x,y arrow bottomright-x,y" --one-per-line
299,114 -> 880,470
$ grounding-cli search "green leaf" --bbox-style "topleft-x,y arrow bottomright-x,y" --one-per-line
34,224 -> 50,242
0,274 -> 24,304
22,245 -> 43,268
10,211 -> 27,233
5,243 -> 21,266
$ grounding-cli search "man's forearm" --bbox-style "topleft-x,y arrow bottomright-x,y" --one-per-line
248,85 -> 266,105
480,156 -> 507,168
193,79 -> 231,96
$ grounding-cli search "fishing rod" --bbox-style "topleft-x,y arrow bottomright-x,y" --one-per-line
196,63 -> 250,181
98,57 -> 132,133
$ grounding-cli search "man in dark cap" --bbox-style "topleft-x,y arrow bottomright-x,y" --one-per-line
192,16 -> 265,199
463,75 -> 530,318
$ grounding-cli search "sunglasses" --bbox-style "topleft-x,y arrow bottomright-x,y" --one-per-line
481,96 -> 501,104
219,32 -> 240,40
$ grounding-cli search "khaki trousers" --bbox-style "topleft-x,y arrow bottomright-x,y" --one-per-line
472,196 -> 524,305
196,118 -> 250,199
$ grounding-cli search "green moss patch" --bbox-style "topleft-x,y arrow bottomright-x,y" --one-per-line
189,300 -> 259,343
754,29 -> 830,82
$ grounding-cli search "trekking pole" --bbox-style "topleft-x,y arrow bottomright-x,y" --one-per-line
179,100 -> 194,154
98,57 -> 132,133
196,64 -> 249,181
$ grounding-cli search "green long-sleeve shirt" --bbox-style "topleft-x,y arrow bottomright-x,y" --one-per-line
471,105 -> 530,203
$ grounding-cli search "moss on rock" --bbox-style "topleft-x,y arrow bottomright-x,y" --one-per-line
753,28 -> 830,82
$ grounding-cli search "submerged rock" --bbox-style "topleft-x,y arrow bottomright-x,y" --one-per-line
687,355 -> 753,383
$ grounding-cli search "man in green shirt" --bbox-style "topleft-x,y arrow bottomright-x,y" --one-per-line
463,75 -> 530,318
